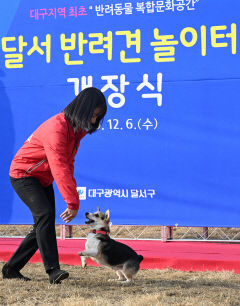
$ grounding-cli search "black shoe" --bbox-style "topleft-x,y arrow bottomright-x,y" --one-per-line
2,264 -> 30,281
49,269 -> 69,284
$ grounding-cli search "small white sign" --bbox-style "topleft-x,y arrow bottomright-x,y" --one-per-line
77,187 -> 87,200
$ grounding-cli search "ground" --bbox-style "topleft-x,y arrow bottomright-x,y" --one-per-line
0,262 -> 240,305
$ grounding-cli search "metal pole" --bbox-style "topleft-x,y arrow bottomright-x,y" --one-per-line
203,227 -> 208,240
60,225 -> 66,240
161,226 -> 167,242
67,225 -> 73,238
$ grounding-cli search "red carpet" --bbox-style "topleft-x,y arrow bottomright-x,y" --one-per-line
1,238 -> 240,273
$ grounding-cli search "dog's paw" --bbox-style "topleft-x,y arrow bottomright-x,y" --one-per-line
120,280 -> 131,286
81,259 -> 87,269
80,255 -> 87,268
108,278 -> 126,282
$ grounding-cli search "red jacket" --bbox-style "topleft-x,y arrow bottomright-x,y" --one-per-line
10,112 -> 87,210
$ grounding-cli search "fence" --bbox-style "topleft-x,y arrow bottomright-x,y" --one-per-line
1,225 -> 240,243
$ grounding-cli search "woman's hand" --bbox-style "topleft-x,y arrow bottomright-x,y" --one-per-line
60,208 -> 78,223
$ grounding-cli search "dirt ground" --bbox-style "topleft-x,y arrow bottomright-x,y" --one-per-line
0,261 -> 240,306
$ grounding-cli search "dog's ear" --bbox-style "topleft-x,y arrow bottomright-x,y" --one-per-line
104,209 -> 110,222
97,206 -> 100,212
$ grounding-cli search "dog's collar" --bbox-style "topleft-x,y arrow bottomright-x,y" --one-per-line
90,229 -> 109,235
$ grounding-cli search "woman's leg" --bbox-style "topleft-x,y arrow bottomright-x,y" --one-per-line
7,225 -> 38,271
8,177 -> 60,272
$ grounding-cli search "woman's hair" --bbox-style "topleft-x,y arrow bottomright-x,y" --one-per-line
64,87 -> 107,134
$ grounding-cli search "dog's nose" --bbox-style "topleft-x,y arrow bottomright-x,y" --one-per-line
85,212 -> 89,217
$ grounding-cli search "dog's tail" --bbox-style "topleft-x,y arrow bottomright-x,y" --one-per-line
138,255 -> 144,262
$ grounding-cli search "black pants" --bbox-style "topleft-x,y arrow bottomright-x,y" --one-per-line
8,177 -> 60,272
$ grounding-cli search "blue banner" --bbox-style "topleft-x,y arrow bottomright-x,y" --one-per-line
1,0 -> 240,226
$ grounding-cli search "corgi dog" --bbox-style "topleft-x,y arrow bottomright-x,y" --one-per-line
78,207 -> 144,283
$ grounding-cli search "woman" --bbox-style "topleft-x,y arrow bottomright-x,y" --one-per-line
2,87 -> 107,284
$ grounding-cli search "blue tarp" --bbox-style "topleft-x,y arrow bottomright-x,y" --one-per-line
1,0 -> 240,226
